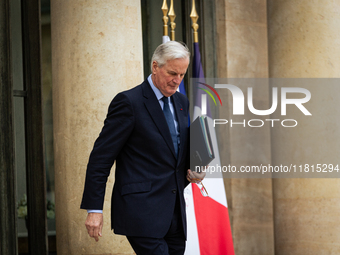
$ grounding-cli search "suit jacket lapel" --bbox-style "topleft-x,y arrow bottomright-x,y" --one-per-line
142,81 -> 177,159
172,92 -> 187,164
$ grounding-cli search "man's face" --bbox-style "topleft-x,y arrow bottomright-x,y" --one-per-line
152,58 -> 189,97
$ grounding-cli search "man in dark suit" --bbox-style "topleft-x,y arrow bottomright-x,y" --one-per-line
81,41 -> 204,255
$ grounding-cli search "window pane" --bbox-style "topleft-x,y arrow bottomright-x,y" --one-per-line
13,97 -> 29,253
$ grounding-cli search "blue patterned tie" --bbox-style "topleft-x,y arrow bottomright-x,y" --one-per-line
162,96 -> 178,158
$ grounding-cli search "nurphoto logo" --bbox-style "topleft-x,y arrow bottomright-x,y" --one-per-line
198,82 -> 312,128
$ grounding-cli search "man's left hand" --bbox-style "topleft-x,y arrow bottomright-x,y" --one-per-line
186,169 -> 206,183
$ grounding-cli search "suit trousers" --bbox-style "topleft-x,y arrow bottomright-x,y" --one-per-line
126,193 -> 186,255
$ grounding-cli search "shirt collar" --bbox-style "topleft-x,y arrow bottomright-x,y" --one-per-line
148,74 -> 165,101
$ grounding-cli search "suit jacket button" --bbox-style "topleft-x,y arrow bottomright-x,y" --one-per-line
172,189 -> 177,194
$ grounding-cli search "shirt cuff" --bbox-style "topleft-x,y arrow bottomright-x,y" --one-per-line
87,210 -> 103,214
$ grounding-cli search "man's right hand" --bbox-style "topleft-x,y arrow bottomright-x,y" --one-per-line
85,213 -> 103,242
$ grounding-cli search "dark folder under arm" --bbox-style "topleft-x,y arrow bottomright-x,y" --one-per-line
190,116 -> 215,172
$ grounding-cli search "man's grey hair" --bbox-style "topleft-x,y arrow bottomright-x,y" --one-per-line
151,41 -> 190,71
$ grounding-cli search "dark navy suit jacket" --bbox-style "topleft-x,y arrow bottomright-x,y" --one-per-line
81,79 -> 189,238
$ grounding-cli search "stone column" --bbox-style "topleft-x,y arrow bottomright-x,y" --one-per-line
51,1 -> 143,254
215,0 -> 274,254
268,0 -> 340,254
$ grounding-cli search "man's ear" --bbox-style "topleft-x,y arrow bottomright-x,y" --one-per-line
152,61 -> 158,74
